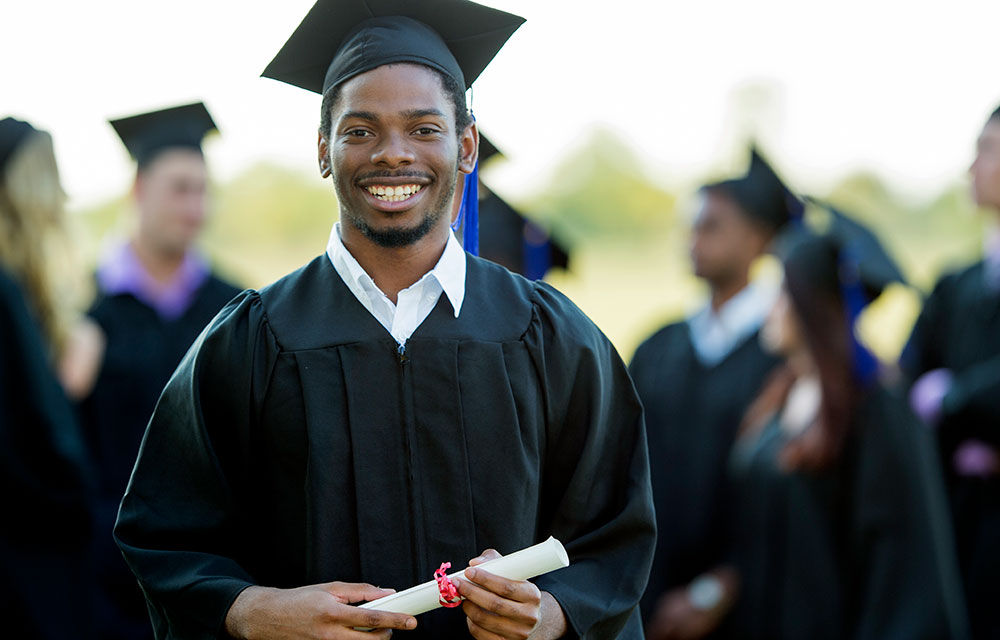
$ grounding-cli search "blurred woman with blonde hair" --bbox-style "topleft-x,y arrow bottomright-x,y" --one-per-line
0,116 -> 99,639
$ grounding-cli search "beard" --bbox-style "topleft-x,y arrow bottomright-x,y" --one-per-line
336,161 -> 460,249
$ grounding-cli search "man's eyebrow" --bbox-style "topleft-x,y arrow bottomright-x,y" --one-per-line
402,108 -> 447,120
340,110 -> 379,122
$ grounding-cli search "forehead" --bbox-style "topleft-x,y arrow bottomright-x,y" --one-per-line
141,148 -> 206,180
333,63 -> 451,119
696,189 -> 745,224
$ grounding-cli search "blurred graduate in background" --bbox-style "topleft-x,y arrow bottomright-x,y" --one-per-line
723,230 -> 967,639
0,116 -> 99,639
76,102 -> 242,640
902,104 -> 1000,640
475,133 -> 569,280
633,149 -> 789,639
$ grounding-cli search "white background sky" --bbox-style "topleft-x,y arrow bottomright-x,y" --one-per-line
4,0 -> 1000,210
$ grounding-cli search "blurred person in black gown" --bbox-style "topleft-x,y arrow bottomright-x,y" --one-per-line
475,134 -> 569,280
725,232 -> 968,639
634,149 -> 789,640
902,104 -> 1000,640
77,102 -> 241,640
113,2 -> 655,639
0,116 -> 99,639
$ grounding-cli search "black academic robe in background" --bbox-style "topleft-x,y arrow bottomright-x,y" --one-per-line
79,273 -> 241,640
629,321 -> 778,626
728,386 -> 968,640
0,268 -> 97,640
901,261 -> 1000,640
115,255 -> 656,640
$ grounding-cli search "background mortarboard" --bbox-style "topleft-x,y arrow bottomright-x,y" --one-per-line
109,102 -> 217,169
476,133 -> 569,279
262,0 -> 525,94
703,146 -> 796,232
0,117 -> 38,175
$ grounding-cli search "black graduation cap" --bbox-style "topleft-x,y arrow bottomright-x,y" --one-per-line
804,198 -> 906,298
478,191 -> 569,280
109,102 -> 217,169
478,132 -> 502,165
703,146 -> 797,232
0,117 -> 37,174
262,0 -> 525,95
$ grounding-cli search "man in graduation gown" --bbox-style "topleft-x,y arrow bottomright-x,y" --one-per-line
902,104 -> 1000,640
78,102 -> 242,640
114,2 -> 655,639
632,150 -> 789,639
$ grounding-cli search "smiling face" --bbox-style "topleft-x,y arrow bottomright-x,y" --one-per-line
319,63 -> 477,249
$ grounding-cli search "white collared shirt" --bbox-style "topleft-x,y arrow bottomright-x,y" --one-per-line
686,282 -> 777,367
326,222 -> 466,345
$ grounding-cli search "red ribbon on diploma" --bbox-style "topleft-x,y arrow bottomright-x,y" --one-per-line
434,562 -> 462,608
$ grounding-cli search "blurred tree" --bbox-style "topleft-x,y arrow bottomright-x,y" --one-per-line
525,127 -> 677,246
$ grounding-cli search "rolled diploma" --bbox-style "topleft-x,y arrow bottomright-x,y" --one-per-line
359,536 -> 570,617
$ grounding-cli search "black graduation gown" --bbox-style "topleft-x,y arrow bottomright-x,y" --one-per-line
900,261 -> 1000,640
114,254 -> 656,640
79,273 -> 241,639
629,321 -> 779,625
0,268 -> 97,640
727,386 -> 968,640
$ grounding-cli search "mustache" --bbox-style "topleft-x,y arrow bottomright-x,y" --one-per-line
355,170 -> 432,182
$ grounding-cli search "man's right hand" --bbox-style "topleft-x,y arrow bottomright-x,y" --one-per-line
225,582 -> 418,639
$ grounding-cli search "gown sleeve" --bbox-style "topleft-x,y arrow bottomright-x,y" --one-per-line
114,290 -> 279,640
849,389 -> 969,640
524,283 -> 657,639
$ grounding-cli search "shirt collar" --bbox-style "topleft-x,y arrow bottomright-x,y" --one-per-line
326,222 -> 466,317
96,241 -> 209,320
686,281 -> 776,365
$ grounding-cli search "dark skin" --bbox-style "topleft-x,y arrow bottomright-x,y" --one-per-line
688,191 -> 771,311
317,63 -> 474,303
225,63 -> 567,639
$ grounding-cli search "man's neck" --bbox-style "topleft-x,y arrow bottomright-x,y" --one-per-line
130,236 -> 186,285
340,224 -> 450,304
709,273 -> 750,313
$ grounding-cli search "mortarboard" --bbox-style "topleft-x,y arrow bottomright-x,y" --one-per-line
109,102 -> 217,169
262,0 -> 525,256
0,117 -> 38,175
262,0 -> 524,95
703,146 -> 797,232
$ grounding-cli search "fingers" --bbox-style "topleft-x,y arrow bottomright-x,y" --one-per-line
332,603 -> 417,632
456,568 -> 540,638
469,548 -> 502,567
321,581 -> 396,604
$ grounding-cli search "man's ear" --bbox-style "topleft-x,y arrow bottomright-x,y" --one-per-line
458,119 -> 478,175
317,131 -> 332,178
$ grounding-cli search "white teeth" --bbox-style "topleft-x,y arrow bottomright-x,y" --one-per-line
366,184 -> 423,201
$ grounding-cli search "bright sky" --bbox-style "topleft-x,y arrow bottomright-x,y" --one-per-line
4,0 -> 999,209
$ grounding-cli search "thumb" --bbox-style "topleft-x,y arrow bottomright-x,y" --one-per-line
468,548 -> 503,567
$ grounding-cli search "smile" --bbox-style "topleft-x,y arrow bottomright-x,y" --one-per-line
364,184 -> 423,202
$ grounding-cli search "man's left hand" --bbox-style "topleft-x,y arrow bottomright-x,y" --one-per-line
456,549 -> 567,640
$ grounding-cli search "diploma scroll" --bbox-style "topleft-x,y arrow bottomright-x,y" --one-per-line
359,536 -> 570,618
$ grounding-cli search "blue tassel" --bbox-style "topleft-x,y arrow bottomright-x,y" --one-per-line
838,248 -> 879,386
452,113 -> 479,256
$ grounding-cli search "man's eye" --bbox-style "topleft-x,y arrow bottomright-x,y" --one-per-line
346,129 -> 371,137
415,127 -> 439,135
